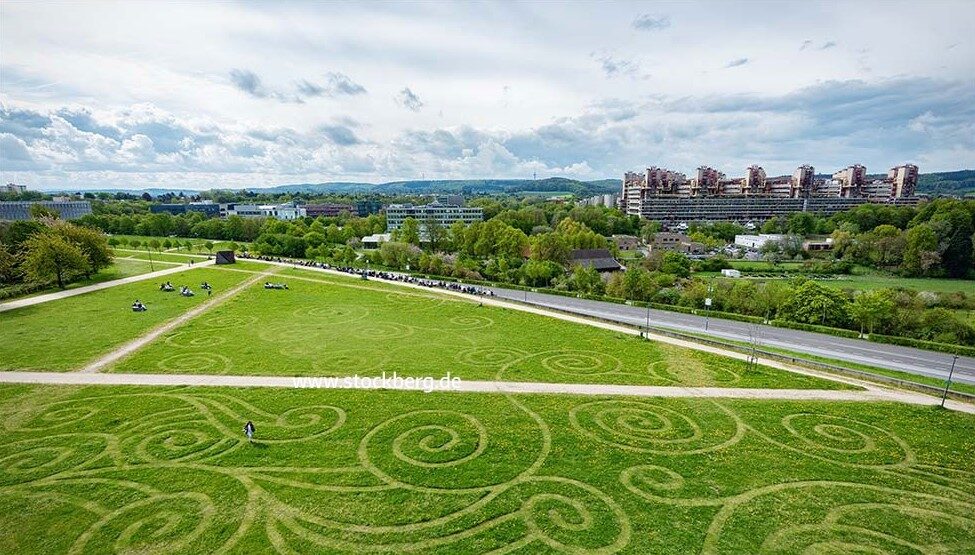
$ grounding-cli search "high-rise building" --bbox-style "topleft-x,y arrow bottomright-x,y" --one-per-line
833,164 -> 867,198
385,202 -> 483,232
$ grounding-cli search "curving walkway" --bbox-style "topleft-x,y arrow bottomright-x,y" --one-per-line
0,259 -> 214,313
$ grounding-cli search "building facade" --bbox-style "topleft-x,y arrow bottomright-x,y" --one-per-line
223,203 -> 305,220
304,203 -> 354,218
385,202 -> 483,231
150,202 -> 221,217
621,163 -> 920,223
0,200 -> 93,221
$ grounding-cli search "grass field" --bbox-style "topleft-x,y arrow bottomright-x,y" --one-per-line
0,383 -> 972,553
111,234 -> 250,254
0,267 -> 252,371
708,263 -> 974,294
108,266 -> 847,389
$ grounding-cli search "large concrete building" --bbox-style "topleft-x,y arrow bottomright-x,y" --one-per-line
223,203 -> 305,220
304,203 -> 354,218
620,163 -> 919,223
150,201 -> 221,217
385,202 -> 483,231
3,183 -> 27,195
0,200 -> 93,221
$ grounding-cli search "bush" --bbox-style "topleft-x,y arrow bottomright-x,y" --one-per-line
868,334 -> 975,357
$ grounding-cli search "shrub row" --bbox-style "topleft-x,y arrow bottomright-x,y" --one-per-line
868,334 -> 975,358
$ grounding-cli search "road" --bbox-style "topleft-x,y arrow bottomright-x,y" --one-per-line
484,286 -> 975,385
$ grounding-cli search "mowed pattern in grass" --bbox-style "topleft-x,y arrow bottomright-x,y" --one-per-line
0,268 -> 252,371
0,384 -> 972,553
114,267 -> 847,389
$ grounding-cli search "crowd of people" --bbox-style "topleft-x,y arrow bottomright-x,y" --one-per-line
239,253 -> 494,297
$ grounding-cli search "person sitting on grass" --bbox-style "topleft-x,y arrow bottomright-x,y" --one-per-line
243,421 -> 255,442
180,286 -> 194,297
131,300 -> 147,312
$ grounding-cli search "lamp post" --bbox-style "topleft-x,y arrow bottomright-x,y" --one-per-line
704,282 -> 714,331
645,302 -> 651,340
941,354 -> 959,408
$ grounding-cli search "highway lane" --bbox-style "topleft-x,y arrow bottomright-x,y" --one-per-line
485,286 -> 975,385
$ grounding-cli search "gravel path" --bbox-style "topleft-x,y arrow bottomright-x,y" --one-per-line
1,370 -> 971,413
0,259 -> 214,313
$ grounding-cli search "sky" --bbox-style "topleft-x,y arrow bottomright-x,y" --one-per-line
1,1 -> 973,191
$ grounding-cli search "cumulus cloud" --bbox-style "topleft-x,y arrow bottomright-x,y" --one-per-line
632,14 -> 670,31
229,69 -> 303,103
2,77 -> 972,188
396,87 -> 423,111
725,58 -> 749,68
298,72 -> 366,98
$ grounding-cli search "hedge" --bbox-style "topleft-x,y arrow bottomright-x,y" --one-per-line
769,319 -> 863,339
868,333 -> 975,357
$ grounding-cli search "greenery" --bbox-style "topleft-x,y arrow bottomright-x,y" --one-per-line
1,384 -> 973,553
111,266 -> 843,389
0,268 -> 251,371
1,219 -> 113,290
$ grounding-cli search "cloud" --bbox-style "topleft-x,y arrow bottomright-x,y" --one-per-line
396,87 -> 423,111
632,14 -> 670,31
319,124 -> 361,146
799,40 -> 813,51
592,53 -> 638,78
229,69 -> 267,98
229,69 -> 303,103
725,58 -> 749,68
298,72 -> 367,98
820,41 -> 837,50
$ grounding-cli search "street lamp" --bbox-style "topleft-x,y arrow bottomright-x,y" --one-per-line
645,302 -> 651,340
941,354 -> 960,408
704,282 -> 714,331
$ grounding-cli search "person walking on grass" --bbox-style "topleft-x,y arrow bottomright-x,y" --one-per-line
244,421 -> 255,442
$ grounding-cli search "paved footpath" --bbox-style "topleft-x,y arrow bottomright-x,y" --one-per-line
0,259 -> 214,313
1,370 -> 972,414
78,267 -> 276,373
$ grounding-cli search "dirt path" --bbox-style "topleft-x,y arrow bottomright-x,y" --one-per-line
1,370 -> 972,413
0,260 -> 215,313
77,268 -> 276,374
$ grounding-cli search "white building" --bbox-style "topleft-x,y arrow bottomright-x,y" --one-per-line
734,234 -> 786,249
721,269 -> 742,278
224,203 -> 306,220
385,202 -> 483,231
4,183 -> 27,194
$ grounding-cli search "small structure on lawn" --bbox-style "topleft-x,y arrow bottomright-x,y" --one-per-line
215,250 -> 236,264
721,269 -> 742,278
569,249 -> 624,274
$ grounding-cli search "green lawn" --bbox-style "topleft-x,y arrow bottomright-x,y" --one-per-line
0,384 -> 972,553
111,234 -> 250,254
111,266 -> 847,389
0,267 -> 252,371
816,274 -> 975,294
0,257 -> 182,301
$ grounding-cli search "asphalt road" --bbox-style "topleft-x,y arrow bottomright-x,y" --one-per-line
485,286 -> 975,386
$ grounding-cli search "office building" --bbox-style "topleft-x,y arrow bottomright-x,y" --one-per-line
0,200 -> 92,221
385,202 -> 483,231
150,201 -> 221,217
304,203 -> 354,218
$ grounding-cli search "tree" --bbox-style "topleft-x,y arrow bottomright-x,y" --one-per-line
162,239 -> 173,250
52,222 -> 113,277
0,242 -> 18,283
902,224 -> 940,277
529,232 -> 570,264
849,289 -> 895,336
659,251 -> 690,277
787,212 -> 818,236
21,232 -> 90,289
929,207 -> 974,278
566,264 -> 605,295
425,218 -> 447,252
29,203 -> 60,219
399,218 -> 421,246
204,241 -> 215,254
607,267 -> 656,301
779,280 -> 850,327
148,239 -> 161,252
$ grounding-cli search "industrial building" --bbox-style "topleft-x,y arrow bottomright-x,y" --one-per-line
0,200 -> 92,221
621,163 -> 920,223
385,202 -> 483,231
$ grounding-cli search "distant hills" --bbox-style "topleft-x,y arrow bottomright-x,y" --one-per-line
45,171 -> 974,197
